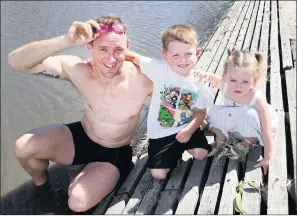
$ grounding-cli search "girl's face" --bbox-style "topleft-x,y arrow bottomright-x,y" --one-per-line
226,66 -> 256,96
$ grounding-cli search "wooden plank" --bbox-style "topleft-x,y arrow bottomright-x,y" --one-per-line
242,0 -> 260,51
206,0 -> 247,75
234,0 -> 255,51
267,1 -> 288,214
218,160 -> 240,214
92,156 -> 138,215
279,0 -> 297,204
240,1 -> 265,214
212,0 -> 252,79
250,0 -> 265,52
197,154 -> 227,214
121,169 -> 153,215
104,154 -> 147,214
135,178 -> 167,215
154,152 -> 192,214
195,1 -> 247,71
116,154 -> 148,196
175,158 -> 208,214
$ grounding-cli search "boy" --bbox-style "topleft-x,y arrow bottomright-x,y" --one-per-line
126,24 -> 214,179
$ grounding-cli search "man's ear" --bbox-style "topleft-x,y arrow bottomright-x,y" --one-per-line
127,39 -> 130,49
87,44 -> 92,52
196,48 -> 201,57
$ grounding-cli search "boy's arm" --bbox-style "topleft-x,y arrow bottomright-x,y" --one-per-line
184,108 -> 206,134
125,50 -> 143,67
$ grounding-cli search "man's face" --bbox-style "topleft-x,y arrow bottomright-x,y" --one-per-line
91,32 -> 129,78
162,41 -> 199,76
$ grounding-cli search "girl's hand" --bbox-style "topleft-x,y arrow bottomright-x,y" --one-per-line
176,128 -> 192,143
254,158 -> 270,175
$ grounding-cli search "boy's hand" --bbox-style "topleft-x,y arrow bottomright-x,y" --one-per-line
254,158 -> 269,175
176,128 -> 192,143
193,69 -> 210,84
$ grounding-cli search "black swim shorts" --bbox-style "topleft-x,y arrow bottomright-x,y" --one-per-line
65,122 -> 132,180
147,128 -> 210,169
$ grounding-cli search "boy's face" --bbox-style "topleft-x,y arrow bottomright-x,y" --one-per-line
162,41 -> 200,76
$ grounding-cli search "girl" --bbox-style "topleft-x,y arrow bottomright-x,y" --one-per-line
196,49 -> 278,174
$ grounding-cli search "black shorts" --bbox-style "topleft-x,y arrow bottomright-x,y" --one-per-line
65,122 -> 132,180
147,128 -> 210,169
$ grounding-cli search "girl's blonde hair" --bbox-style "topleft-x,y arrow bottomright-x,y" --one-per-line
224,49 -> 265,88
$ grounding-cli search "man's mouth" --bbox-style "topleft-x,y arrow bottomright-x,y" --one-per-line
104,63 -> 116,68
178,64 -> 189,68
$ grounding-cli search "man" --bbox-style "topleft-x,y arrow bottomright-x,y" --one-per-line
8,14 -> 152,213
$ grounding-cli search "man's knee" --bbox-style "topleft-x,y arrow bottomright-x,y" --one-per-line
150,169 -> 169,179
14,133 -> 39,159
188,148 -> 208,160
68,184 -> 93,212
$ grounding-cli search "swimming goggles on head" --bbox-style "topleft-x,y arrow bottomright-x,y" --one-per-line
92,24 -> 126,35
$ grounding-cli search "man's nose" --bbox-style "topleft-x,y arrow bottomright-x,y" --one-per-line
106,52 -> 116,62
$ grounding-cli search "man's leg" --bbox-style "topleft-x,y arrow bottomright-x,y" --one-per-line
67,162 -> 120,212
14,124 -> 75,185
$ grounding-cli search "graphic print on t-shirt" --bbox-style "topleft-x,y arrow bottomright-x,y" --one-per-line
158,85 -> 197,128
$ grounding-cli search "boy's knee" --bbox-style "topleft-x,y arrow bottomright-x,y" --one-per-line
150,169 -> 169,179
14,134 -> 38,159
188,148 -> 208,160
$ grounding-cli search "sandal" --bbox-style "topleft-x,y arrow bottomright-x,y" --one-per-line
207,138 -> 226,157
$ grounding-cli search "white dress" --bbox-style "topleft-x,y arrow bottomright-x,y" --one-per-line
207,84 -> 278,146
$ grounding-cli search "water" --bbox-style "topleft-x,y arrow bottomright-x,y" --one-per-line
1,1 -> 232,196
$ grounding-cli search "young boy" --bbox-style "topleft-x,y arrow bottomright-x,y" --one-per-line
126,24 -> 214,179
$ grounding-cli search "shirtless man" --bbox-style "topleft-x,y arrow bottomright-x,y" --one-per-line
8,14 -> 152,213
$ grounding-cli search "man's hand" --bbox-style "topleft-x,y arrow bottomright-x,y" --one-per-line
65,20 -> 100,46
254,158 -> 270,175
176,128 -> 193,143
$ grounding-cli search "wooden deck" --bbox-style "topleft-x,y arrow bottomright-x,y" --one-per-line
93,0 -> 296,214
1,0 -> 296,215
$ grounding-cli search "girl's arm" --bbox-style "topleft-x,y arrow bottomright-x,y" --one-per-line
255,96 -> 273,161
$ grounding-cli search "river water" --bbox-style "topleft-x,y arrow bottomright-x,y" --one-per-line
1,1 -> 232,196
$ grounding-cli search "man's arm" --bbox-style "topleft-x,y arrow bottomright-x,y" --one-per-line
8,20 -> 100,79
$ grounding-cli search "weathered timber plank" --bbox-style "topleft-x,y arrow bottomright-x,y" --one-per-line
218,160 -> 240,214
195,1 -> 246,71
206,0 -> 246,75
135,178 -> 167,215
104,155 -> 147,214
279,0 -> 297,204
267,2 -> 288,214
121,169 -> 153,215
241,1 -> 265,214
242,0 -> 260,51
212,0 -> 252,80
116,154 -> 148,196
154,152 -> 193,214
92,156 -> 138,215
250,0 -> 265,52
197,154 -> 227,214
234,0 -> 255,51
242,146 -> 262,214
175,158 -> 208,214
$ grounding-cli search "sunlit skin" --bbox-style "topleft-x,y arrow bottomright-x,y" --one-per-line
224,66 -> 257,105
90,31 -> 129,81
162,41 -> 200,76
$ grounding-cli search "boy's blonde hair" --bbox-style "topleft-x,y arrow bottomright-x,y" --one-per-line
224,49 -> 265,88
161,24 -> 198,52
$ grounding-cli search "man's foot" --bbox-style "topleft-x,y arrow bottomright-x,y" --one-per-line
26,175 -> 66,214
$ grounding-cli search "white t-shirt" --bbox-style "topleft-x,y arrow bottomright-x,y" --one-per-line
139,56 -> 215,139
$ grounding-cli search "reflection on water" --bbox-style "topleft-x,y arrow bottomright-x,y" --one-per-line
1,1 -> 232,196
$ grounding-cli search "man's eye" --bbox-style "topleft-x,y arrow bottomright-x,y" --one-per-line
230,79 -> 236,82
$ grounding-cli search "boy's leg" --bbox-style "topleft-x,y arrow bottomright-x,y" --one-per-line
147,136 -> 184,179
185,128 -> 211,160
